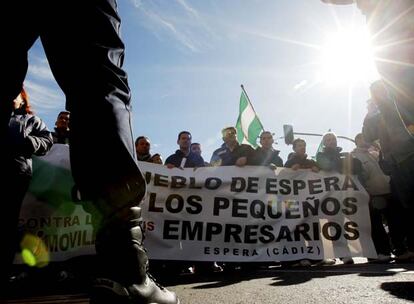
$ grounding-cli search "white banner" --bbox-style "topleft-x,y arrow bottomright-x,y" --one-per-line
141,162 -> 376,262
17,146 -> 376,263
16,145 -> 95,264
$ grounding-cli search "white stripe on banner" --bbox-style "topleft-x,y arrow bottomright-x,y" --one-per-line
240,102 -> 256,138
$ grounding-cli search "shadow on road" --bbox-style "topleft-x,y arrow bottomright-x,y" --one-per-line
161,262 -> 414,291
381,282 -> 414,302
2,259 -> 413,302
356,262 -> 414,277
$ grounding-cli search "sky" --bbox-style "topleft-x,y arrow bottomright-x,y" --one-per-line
25,0 -> 380,163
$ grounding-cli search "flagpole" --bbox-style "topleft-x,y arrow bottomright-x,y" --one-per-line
240,84 -> 265,130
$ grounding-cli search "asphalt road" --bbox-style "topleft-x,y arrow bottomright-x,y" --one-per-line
2,260 -> 413,304
169,262 -> 414,304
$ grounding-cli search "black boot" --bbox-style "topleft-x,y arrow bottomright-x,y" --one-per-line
90,276 -> 179,304
90,206 -> 179,304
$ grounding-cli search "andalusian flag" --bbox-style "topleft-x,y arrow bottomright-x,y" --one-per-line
312,140 -> 324,160
312,129 -> 331,160
235,85 -> 264,147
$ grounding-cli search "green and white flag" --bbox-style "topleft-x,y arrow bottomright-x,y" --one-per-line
312,140 -> 324,161
235,86 -> 264,147
312,129 -> 331,160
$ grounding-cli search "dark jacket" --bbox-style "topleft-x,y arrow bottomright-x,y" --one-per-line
316,147 -> 362,175
138,153 -> 155,162
316,147 -> 343,172
254,147 -> 283,167
284,153 -> 318,169
4,112 -> 53,176
363,104 -> 414,164
165,150 -> 205,168
210,143 -> 255,166
52,128 -> 70,144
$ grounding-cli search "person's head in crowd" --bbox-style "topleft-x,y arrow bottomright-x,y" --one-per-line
135,136 -> 151,157
177,131 -> 192,153
354,133 -> 371,149
55,111 -> 70,131
222,127 -> 238,147
191,142 -> 202,156
260,131 -> 274,149
322,132 -> 337,150
369,140 -> 381,153
13,87 -> 32,114
151,153 -> 163,164
292,138 -> 307,156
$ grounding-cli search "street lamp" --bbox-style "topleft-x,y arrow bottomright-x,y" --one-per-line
283,124 -> 355,145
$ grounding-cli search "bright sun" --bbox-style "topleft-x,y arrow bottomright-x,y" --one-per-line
318,28 -> 379,85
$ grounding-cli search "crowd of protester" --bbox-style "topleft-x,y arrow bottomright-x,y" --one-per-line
130,92 -> 414,276
3,1 -> 414,303
5,76 -> 413,288
5,1 -> 414,288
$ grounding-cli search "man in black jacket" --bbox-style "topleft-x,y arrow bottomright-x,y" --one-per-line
254,131 -> 283,168
210,127 -> 255,167
52,111 -> 70,144
165,131 -> 205,168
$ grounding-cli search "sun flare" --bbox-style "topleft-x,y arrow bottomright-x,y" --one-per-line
318,28 -> 379,85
